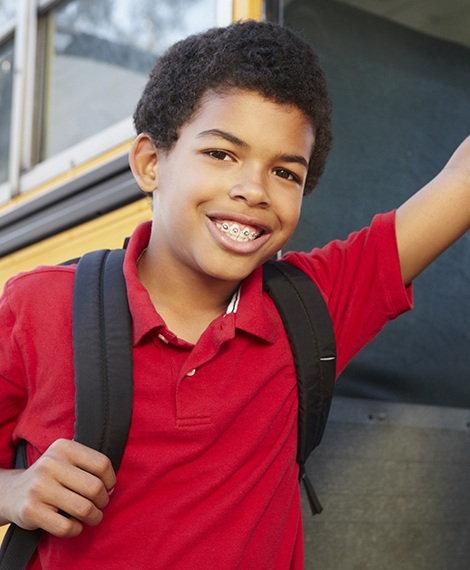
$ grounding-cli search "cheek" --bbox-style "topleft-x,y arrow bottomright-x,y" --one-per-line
279,195 -> 303,231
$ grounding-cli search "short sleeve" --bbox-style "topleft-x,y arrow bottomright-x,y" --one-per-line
282,211 -> 413,375
0,284 -> 27,467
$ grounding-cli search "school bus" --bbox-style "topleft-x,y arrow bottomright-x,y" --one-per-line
0,0 -> 267,289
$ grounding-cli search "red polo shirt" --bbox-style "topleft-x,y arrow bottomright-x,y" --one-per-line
0,212 -> 412,569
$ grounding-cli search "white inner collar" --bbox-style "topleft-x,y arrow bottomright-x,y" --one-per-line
225,285 -> 241,315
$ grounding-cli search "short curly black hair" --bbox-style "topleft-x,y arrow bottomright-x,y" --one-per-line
133,20 -> 332,194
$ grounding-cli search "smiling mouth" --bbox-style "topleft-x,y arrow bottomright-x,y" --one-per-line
214,220 -> 264,242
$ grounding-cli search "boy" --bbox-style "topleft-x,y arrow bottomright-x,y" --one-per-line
0,20 -> 468,569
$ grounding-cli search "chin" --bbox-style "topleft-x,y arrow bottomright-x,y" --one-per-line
202,257 -> 261,283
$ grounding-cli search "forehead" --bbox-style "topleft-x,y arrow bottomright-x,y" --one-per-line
181,89 -> 315,156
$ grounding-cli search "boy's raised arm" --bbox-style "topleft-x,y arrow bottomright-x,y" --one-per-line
396,135 -> 470,285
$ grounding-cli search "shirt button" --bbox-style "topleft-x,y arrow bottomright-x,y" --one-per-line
157,333 -> 169,344
186,369 -> 196,377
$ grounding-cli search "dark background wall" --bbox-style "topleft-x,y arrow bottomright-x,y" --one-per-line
283,3 -> 470,568
284,0 -> 470,409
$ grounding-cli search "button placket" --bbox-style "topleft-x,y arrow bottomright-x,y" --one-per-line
175,313 -> 236,424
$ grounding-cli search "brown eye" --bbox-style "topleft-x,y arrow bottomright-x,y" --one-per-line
274,168 -> 300,183
206,150 -> 230,161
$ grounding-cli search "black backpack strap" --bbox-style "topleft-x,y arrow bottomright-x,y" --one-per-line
0,525 -> 43,570
72,248 -> 134,471
0,249 -> 133,570
262,259 -> 336,515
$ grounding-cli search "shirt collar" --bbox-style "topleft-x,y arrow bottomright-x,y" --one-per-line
232,266 -> 279,344
123,221 -> 279,345
123,222 -> 165,345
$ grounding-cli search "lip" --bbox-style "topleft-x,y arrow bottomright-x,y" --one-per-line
205,211 -> 273,254
206,210 -> 273,233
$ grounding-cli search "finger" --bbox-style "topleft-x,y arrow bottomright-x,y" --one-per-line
47,439 -> 117,492
22,502 -> 85,538
52,485 -> 105,527
19,463 -> 106,529
58,466 -> 112,511
12,482 -> 85,538
32,452 -> 113,516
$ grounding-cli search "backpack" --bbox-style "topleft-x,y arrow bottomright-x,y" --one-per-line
0,249 -> 336,570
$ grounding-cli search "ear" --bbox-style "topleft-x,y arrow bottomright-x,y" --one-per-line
129,133 -> 159,193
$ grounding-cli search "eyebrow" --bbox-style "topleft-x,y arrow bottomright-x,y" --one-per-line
277,153 -> 309,170
197,129 -> 249,148
197,128 -> 309,169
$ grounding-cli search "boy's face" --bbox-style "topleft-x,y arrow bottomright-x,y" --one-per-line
136,89 -> 315,283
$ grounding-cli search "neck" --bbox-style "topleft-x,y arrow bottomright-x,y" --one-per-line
137,249 -> 241,343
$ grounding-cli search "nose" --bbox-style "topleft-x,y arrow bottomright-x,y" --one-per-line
228,170 -> 271,207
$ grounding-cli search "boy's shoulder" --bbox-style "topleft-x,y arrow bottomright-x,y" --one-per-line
5,262 -> 76,285
2,264 -> 76,308
1,265 -> 76,360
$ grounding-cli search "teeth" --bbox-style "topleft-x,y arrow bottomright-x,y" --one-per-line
216,221 -> 260,242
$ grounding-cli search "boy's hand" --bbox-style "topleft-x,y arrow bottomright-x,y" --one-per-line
396,135 -> 470,285
0,439 -> 116,537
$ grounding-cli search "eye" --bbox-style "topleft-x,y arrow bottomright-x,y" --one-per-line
205,149 -> 232,161
273,168 -> 301,184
